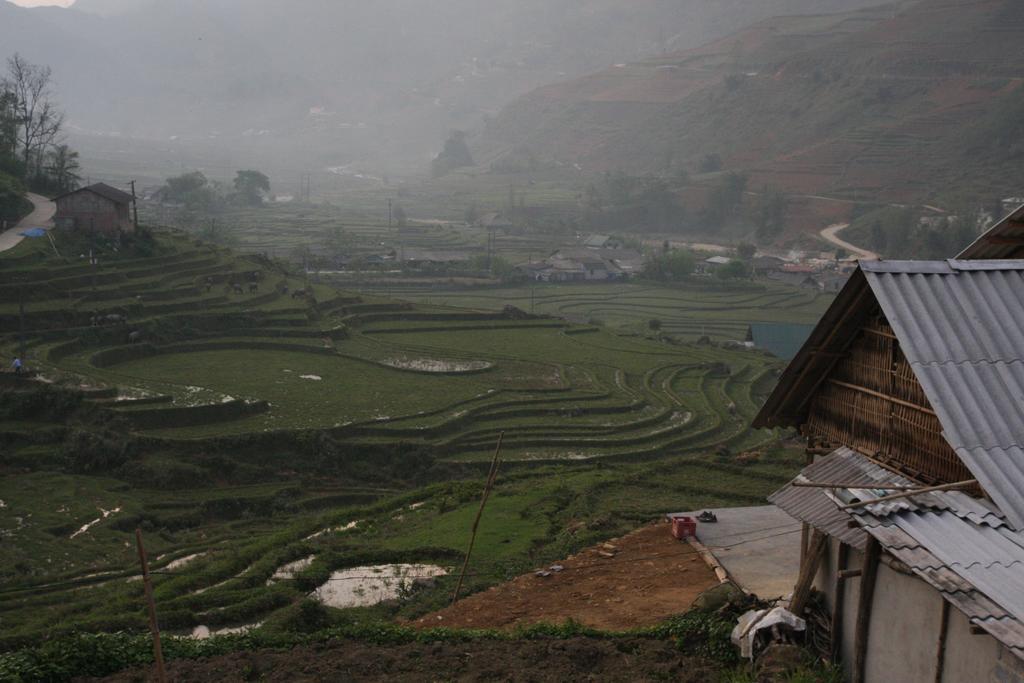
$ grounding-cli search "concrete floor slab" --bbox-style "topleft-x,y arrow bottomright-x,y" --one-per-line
668,505 -> 801,599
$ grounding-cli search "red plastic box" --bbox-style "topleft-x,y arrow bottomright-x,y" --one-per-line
670,515 -> 697,540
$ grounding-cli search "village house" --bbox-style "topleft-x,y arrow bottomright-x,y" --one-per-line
583,234 -> 623,249
752,255 -> 786,276
700,255 -> 732,274
523,248 -> 643,282
53,183 -> 134,237
753,206 -> 1024,682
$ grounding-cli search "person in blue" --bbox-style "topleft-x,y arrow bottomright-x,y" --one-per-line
11,356 -> 23,375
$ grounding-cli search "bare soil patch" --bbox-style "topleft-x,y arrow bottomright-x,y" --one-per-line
415,522 -> 718,631
90,637 -> 718,683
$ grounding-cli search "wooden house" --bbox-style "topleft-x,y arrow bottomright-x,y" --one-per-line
754,247 -> 1024,681
54,183 -> 134,237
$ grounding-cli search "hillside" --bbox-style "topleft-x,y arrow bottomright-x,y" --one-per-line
0,0 -> 881,175
479,0 -> 1024,204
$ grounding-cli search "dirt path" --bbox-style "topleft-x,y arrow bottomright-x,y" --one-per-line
93,637 -> 719,683
819,222 -> 878,260
0,192 -> 56,253
414,522 -> 718,631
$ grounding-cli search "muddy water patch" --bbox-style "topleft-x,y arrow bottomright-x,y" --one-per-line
267,555 -> 316,584
70,506 -> 121,539
381,358 -> 492,374
304,520 -> 359,541
190,623 -> 262,639
311,564 -> 448,608
164,552 -> 207,571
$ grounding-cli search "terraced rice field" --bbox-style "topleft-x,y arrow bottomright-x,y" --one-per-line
0,228 -> 812,651
363,281 -> 832,342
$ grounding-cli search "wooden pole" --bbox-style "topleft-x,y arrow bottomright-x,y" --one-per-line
451,432 -> 503,605
934,599 -> 950,683
135,528 -> 167,683
830,542 -> 849,663
852,536 -> 881,683
840,479 -> 977,511
685,536 -> 730,584
130,180 -> 139,230
790,529 -> 828,616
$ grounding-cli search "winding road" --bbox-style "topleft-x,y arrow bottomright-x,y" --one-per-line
0,192 -> 56,253
819,222 -> 879,261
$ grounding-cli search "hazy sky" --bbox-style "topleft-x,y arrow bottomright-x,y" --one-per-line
10,0 -> 76,6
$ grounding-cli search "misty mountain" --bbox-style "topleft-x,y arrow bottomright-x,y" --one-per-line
477,0 -> 1024,203
0,0 -> 881,175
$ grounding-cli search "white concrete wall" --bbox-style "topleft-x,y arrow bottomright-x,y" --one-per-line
813,536 -> 1020,683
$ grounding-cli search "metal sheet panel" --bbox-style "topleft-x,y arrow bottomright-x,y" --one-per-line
863,264 -> 1024,529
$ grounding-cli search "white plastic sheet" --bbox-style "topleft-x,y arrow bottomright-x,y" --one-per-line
731,606 -> 806,659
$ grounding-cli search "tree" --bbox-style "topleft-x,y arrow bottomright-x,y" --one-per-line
431,130 -> 475,177
0,170 -> 29,224
0,90 -> 17,174
233,170 -> 270,206
754,186 -> 787,241
163,171 -> 218,209
3,54 -> 64,178
715,259 -> 750,280
44,144 -> 80,193
736,242 -> 756,261
393,204 -> 407,227
705,172 -> 748,227
642,249 -> 695,281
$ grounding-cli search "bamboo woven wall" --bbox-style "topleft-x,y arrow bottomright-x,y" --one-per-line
805,312 -> 973,485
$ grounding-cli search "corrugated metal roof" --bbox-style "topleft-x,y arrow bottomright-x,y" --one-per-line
768,447 -> 901,550
958,204 -> 1024,260
775,449 -> 1024,659
861,260 -> 1024,529
854,509 -> 1024,659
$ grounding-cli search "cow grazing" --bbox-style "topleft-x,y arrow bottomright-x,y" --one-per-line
127,331 -> 142,344
232,283 -> 244,295
249,282 -> 258,294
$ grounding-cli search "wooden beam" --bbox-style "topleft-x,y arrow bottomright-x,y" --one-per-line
791,529 -> 828,616
831,542 -> 850,664
982,235 -> 1024,245
853,536 -> 881,683
827,378 -> 937,416
838,569 -> 863,579
934,600 -> 950,683
862,326 -> 898,340
791,481 -> 919,490
840,479 -> 978,511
